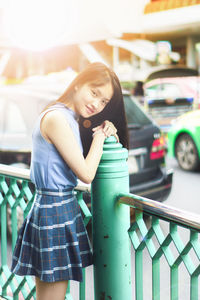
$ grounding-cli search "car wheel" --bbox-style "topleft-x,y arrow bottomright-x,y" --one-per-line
175,134 -> 200,171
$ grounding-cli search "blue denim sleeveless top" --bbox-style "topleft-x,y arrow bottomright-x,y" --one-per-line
30,103 -> 83,189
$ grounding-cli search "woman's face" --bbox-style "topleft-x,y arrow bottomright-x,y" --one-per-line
72,82 -> 113,118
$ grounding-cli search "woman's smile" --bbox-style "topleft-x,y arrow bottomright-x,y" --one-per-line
85,104 -> 96,115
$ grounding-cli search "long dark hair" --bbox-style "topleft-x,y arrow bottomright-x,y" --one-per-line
47,62 -> 129,156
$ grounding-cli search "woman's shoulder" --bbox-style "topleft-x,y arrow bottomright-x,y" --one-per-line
41,103 -> 78,131
42,109 -> 67,129
45,102 -> 77,120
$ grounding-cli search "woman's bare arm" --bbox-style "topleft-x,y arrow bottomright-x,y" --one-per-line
40,110 -> 107,184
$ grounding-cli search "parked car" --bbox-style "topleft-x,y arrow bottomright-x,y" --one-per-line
0,84 -> 59,168
143,66 -> 200,132
0,84 -> 173,202
167,109 -> 200,171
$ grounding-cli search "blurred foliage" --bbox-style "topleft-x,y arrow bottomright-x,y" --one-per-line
120,81 -> 135,91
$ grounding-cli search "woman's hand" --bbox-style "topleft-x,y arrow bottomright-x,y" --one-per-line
92,120 -> 119,142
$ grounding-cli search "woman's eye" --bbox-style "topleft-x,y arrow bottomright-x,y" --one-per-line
91,89 -> 97,97
101,99 -> 107,106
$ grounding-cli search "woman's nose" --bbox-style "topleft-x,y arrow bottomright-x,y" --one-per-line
91,98 -> 99,109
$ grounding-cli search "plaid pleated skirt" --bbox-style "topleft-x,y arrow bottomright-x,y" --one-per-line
11,187 -> 93,282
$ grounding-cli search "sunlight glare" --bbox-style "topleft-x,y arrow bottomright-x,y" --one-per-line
6,0 -> 77,51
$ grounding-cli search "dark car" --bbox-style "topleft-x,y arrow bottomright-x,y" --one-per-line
0,84 -> 172,202
124,92 -> 172,201
80,91 -> 173,202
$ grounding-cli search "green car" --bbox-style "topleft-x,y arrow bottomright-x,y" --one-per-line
167,109 -> 200,171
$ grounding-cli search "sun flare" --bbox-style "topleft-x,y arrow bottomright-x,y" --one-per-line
5,0 -> 78,51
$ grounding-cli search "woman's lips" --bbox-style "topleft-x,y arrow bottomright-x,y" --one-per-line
86,105 -> 95,115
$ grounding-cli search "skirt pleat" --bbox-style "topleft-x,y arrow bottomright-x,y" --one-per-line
11,188 -> 93,282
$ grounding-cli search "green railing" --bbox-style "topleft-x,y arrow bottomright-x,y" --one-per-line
1,135 -> 200,300
118,193 -> 200,300
0,164 -> 91,300
90,137 -> 200,300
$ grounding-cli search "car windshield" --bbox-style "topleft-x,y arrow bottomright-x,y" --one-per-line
123,95 -> 151,127
146,83 -> 183,100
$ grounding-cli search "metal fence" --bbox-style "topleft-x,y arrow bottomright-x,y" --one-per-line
119,193 -> 200,300
0,164 -> 91,300
0,162 -> 200,299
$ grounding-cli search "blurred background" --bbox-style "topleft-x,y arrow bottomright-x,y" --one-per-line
0,0 -> 200,83
1,3 -> 200,298
0,0 -> 200,211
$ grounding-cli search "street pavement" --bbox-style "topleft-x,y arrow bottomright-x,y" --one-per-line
165,156 -> 200,214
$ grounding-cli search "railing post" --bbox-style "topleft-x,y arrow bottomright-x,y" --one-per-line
91,136 -> 132,300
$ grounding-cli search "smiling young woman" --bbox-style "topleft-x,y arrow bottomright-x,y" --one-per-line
70,82 -> 113,117
10,62 -> 129,300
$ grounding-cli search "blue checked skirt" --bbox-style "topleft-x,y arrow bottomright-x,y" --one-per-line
11,188 -> 93,282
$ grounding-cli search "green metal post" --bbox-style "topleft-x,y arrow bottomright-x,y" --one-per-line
91,136 -> 132,300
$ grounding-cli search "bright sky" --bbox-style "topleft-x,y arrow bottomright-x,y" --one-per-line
5,0 -> 78,51
3,0 -> 146,51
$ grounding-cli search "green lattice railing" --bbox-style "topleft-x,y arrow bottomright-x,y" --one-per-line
1,163 -> 200,300
0,164 -> 91,300
119,193 -> 200,300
